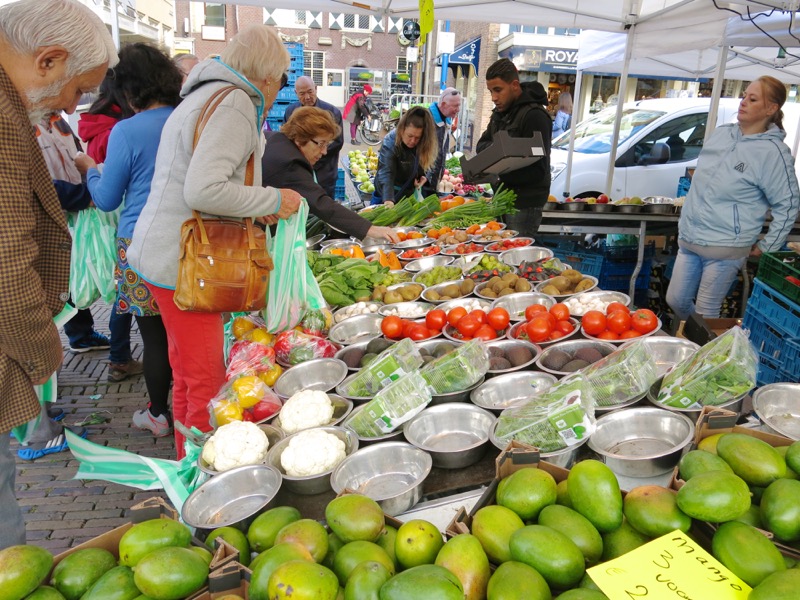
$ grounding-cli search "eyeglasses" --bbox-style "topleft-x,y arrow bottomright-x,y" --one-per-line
310,139 -> 333,149
444,90 -> 460,97
279,72 -> 288,90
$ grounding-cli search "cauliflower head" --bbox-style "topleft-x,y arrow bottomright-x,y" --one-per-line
280,428 -> 346,477
201,420 -> 269,472
279,389 -> 335,434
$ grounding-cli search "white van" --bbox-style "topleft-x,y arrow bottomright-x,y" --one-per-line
549,97 -> 800,200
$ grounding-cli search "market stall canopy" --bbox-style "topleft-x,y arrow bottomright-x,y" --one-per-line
436,36 -> 481,74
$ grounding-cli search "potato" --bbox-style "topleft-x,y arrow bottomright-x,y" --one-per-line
454,230 -> 468,242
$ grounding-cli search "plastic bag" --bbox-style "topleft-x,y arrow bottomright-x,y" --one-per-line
273,329 -> 339,366
265,200 -> 325,332
226,339 -> 276,381
420,339 -> 489,394
346,371 -> 432,437
209,375 -> 282,428
339,338 -> 422,398
67,208 -> 119,308
579,339 -> 657,407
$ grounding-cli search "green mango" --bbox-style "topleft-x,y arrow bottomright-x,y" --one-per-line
733,505 -> 764,529
678,449 -> 733,481
322,532 -> 345,570
785,441 -> 800,473
80,566 -> 140,600
50,547 -> 116,600
496,467 -> 557,521
749,569 -> 800,600
333,541 -> 395,587
378,565 -> 463,600
470,504 -> 525,564
568,460 -> 623,533
118,519 -> 192,567
623,485 -> 692,538
0,545 -> 52,600
267,561 -> 339,600
23,586 -> 66,600
508,525 -> 585,590
326,495 -> 385,544
716,433 -> 786,487
556,479 -> 572,508
133,547 -> 209,600
537,504 -> 603,565
556,590 -> 609,600
434,534 -> 490,600
775,446 -> 799,480
676,470 -> 751,522
249,542 -> 314,600
601,520 -> 650,561
760,478 -> 800,542
206,526 -> 251,566
344,561 -> 392,600
712,521 -> 785,587
486,561 -> 551,600
374,526 -> 399,571
247,506 -> 302,554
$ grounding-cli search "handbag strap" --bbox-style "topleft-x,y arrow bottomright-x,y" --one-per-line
190,85 -> 258,249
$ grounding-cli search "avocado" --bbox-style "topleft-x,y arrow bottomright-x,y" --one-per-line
366,338 -> 393,355
717,433 -> 786,487
544,349 -> 571,371
561,359 -> 590,372
506,346 -> 533,367
712,521 -> 786,587
489,357 -> 512,371
573,347 -> 604,364
342,348 -> 364,369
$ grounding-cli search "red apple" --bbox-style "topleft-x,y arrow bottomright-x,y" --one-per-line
565,197 -> 574,203
597,194 -> 610,204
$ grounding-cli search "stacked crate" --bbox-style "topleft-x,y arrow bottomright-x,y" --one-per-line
334,168 -> 346,201
265,42 -> 303,132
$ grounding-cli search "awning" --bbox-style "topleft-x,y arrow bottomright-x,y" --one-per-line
438,37 -> 481,74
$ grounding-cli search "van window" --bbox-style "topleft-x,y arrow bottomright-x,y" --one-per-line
552,107 -> 665,154
629,113 -> 708,164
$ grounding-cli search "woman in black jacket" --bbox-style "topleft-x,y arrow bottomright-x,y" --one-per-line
262,106 -> 398,242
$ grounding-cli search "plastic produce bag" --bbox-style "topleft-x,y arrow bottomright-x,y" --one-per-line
346,371 -> 432,437
226,339 -> 276,381
273,329 -> 339,366
67,208 -> 119,308
657,326 -> 756,410
579,339 -> 657,407
338,338 -> 422,398
209,375 -> 282,428
265,200 -> 325,332
420,339 -> 489,394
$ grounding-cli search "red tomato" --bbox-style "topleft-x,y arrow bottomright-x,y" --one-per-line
556,319 -> 575,334
470,309 -> 488,325
526,317 -> 552,343
409,325 -> 432,341
474,324 -> 498,341
606,302 -> 630,316
447,307 -> 468,327
619,329 -> 641,339
525,304 -> 548,321
381,315 -> 403,339
425,309 -> 447,331
486,307 -> 510,331
402,319 -> 417,339
631,308 -> 659,334
457,315 -> 481,337
548,330 -> 566,341
550,303 -> 570,322
597,330 -> 621,341
607,310 -> 632,334
582,311 -> 607,336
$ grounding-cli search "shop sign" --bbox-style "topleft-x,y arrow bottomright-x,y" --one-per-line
521,47 -> 578,73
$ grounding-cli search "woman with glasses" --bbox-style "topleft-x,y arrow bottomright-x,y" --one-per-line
262,106 -> 399,242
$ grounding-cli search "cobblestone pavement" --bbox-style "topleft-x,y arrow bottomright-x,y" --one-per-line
11,302 -> 171,555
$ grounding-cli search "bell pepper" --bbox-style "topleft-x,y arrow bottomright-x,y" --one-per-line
258,363 -> 283,387
213,399 -> 243,426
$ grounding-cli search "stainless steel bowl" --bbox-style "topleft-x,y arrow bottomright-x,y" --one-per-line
321,239 -> 362,253
273,358 -> 348,400
328,314 -> 384,346
536,339 -> 617,377
266,426 -> 358,495
198,424 -> 285,476
484,339 -> 542,374
306,233 -> 327,250
645,203 -> 674,214
563,201 -> 587,212
403,255 -> 454,272
535,276 -> 599,299
567,290 -> 631,317
404,404 -> 496,469
587,203 -> 614,213
473,230 -> 519,244
488,421 -> 587,468
471,370 -> 557,414
437,297 -> 493,314
330,441 -> 432,516
615,204 -> 642,213
499,246 -> 554,267
491,292 -> 555,322
272,394 -> 353,432
646,379 -> 746,422
485,237 -> 535,254
506,318 -> 580,346
385,282 -> 426,303
421,280 -> 469,304
588,406 -> 694,477
450,253 -> 489,274
334,339 -> 395,373
341,403 -> 406,445
430,375 -> 486,406
752,383 -> 800,440
378,301 -> 434,319
412,265 -> 464,285
362,242 -> 393,255
393,237 -> 433,250
181,464 -> 282,533
644,196 -> 674,204
622,336 -> 700,379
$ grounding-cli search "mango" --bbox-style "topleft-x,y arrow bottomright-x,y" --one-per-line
471,504 -> 525,564
0,545 -> 52,600
133,547 -> 209,600
751,485 -> 766,505
247,506 -> 302,553
568,460 -> 623,533
698,432 -> 725,454
80,566 -> 140,600
496,467 -> 557,521
326,495 -> 385,544
24,586 -> 66,600
267,560 -> 339,600
434,534 -> 490,600
375,525 -> 399,571
678,449 -> 733,481
333,541 -> 395,586
249,542 -> 314,600
760,478 -> 800,542
395,520 -> 443,570
49,547 -> 116,600
556,591 -> 609,600
508,525 -> 585,589
786,441 -> 800,474
275,519 -> 329,563
712,521 -> 786,587
556,479 -> 572,508
623,485 -> 691,538
749,569 -> 800,600
344,561 -> 392,600
485,561 -> 551,600
378,565 -> 463,600
206,526 -> 250,566
601,519 -> 650,561
733,505 -> 764,528
775,447 -> 798,480
579,572 -> 604,591
323,532 -> 345,570
676,470 -> 751,522
118,519 -> 192,567
537,504 -> 603,565
716,433 -> 786,487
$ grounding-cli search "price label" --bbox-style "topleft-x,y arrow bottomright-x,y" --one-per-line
587,530 -> 751,600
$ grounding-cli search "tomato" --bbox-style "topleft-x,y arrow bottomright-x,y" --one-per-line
607,310 -> 632,334
556,319 -> 575,334
381,315 -> 403,339
425,309 -> 447,332
631,308 -> 659,334
525,304 -> 548,321
619,329 -> 642,339
447,307 -> 468,327
409,324 -> 432,341
606,302 -> 630,316
486,307 -> 510,331
474,324 -> 498,341
582,310 -> 607,336
470,309 -> 488,325
457,315 -> 481,338
597,330 -> 620,340
548,330 -> 566,341
526,317 -> 552,343
402,319 -> 417,339
535,311 -> 556,328
550,303 -> 570,322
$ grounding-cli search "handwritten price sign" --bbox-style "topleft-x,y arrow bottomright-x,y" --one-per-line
587,530 -> 751,600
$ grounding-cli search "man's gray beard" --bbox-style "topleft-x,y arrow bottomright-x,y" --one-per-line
26,78 -> 68,125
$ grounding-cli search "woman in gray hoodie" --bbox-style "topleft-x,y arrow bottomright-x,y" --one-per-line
128,25 -> 302,458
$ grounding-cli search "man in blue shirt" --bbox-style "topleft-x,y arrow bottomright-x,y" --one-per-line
423,88 -> 461,197
284,76 -> 344,197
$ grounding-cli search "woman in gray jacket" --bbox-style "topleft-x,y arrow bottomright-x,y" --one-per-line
128,25 -> 302,458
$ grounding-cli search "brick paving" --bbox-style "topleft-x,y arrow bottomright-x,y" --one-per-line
11,302 -> 171,555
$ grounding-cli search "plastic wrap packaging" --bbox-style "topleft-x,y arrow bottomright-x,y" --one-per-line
273,329 -> 339,366
338,338 -> 423,398
209,375 -> 282,428
579,339 -> 657,407
493,375 -> 595,452
420,339 -> 489,394
225,339 -> 277,381
346,371 -> 432,437
657,326 -> 756,410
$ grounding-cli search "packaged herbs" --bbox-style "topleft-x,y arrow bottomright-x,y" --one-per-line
579,339 -> 657,407
420,339 -> 489,394
346,371 -> 432,437
339,338 -> 422,398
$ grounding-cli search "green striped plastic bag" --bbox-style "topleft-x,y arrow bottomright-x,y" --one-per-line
67,208 -> 119,308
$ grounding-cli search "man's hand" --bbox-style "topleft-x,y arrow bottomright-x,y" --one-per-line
750,244 -> 763,258
31,375 -> 51,386
274,188 -> 302,220
74,152 -> 96,176
366,226 -> 400,244
256,215 -> 279,226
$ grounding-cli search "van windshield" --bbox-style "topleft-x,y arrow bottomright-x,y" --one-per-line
553,107 -> 666,154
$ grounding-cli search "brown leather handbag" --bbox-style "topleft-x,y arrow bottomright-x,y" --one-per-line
173,86 -> 273,313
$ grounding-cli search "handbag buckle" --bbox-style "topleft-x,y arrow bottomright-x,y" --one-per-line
208,256 -> 214,266
199,279 -> 205,289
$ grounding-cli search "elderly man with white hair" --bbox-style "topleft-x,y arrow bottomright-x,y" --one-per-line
423,87 -> 462,197
0,0 -> 117,549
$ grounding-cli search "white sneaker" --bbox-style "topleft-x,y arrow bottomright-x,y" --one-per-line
132,408 -> 171,437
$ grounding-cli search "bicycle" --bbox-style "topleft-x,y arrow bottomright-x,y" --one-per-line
356,101 -> 399,146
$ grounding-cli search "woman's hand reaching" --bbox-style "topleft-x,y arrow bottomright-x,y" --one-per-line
414,176 -> 428,189
366,226 -> 400,244
74,152 -> 97,176
275,188 -> 303,219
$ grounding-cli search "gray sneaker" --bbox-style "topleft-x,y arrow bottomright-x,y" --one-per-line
132,408 -> 171,437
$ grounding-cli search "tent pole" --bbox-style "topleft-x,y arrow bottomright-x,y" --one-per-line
604,24 -> 635,197
706,32 -> 729,143
562,69 -> 583,199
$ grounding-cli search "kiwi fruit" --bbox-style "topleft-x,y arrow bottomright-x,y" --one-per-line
342,348 -> 364,368
480,287 -> 498,298
488,347 -> 505,358
561,358 -> 590,372
541,284 -> 560,296
506,346 -> 533,367
488,276 -> 503,288
442,284 -> 461,298
574,347 -> 604,364
501,273 -> 519,286
574,278 -> 595,292
460,279 -> 475,295
384,290 -> 403,304
360,353 -> 378,367
400,286 -> 419,301
514,279 -> 532,292
562,269 -> 583,284
543,349 -> 571,371
426,290 -> 441,301
489,357 -> 512,371
498,288 -> 515,297
491,280 -> 508,294
366,338 -> 392,355
550,276 -> 571,292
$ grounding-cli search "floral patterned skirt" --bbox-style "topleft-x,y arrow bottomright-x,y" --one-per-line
115,237 -> 160,316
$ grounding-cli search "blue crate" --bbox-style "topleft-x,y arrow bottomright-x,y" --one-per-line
598,240 -> 656,261
746,278 -> 800,333
553,249 -> 604,279
336,168 -> 345,183
757,352 -> 784,386
743,311 -> 785,360
777,337 -> 800,381
276,88 -> 298,103
598,259 -> 652,291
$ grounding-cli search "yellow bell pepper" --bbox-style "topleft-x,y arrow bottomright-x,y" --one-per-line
231,375 -> 267,408
213,399 -> 243,426
258,363 -> 283,387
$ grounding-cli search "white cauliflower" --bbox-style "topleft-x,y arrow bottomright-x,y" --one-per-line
279,389 -> 335,434
280,428 -> 346,477
201,420 -> 269,472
